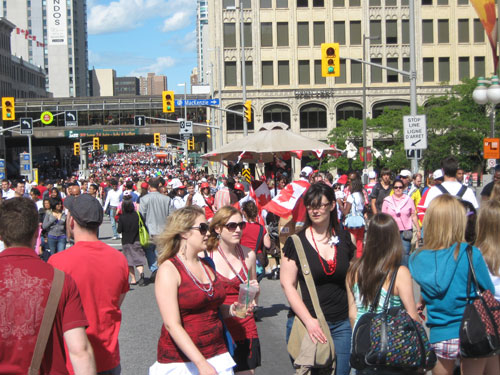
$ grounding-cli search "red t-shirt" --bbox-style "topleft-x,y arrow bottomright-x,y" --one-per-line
38,185 -> 48,197
240,222 -> 266,252
49,241 -> 129,373
0,247 -> 88,375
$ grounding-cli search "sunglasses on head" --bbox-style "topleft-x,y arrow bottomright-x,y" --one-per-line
191,222 -> 209,235
224,221 -> 246,232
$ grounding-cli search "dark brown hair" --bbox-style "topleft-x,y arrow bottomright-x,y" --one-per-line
0,197 -> 39,247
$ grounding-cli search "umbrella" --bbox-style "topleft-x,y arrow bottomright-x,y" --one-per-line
201,122 -> 341,163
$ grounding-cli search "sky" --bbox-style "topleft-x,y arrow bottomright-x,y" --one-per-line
87,0 -> 198,94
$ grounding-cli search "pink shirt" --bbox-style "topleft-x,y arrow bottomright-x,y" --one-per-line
381,195 -> 414,231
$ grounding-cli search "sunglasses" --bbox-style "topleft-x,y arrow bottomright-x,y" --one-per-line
191,223 -> 209,235
224,222 -> 246,232
394,186 -> 404,190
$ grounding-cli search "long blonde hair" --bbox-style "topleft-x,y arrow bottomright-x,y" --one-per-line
207,206 -> 240,251
475,200 -> 500,276
156,206 -> 205,265
489,181 -> 500,203
423,194 -> 465,257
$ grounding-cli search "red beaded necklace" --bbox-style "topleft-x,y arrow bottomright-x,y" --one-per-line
310,227 -> 337,275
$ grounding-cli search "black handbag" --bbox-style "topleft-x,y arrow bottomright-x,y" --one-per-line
350,268 -> 436,373
459,245 -> 500,358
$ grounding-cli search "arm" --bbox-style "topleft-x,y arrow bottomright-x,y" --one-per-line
118,292 -> 126,308
103,194 -> 110,212
410,209 -> 421,239
341,201 -> 352,216
371,198 -> 378,215
394,266 -> 421,322
64,327 -> 97,375
244,246 -> 260,304
346,276 -> 358,328
263,231 -> 271,249
117,217 -> 123,234
473,248 -> 495,293
155,261 -> 217,375
42,212 -> 56,230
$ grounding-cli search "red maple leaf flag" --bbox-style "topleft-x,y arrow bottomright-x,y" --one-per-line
263,180 -> 309,218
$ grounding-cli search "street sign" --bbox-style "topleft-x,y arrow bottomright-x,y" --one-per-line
242,168 -> 251,183
175,99 -> 220,107
488,158 -> 497,168
403,115 -> 427,150
64,110 -> 78,126
19,153 -> 30,177
20,118 -> 33,135
0,158 -> 5,180
406,149 -> 422,160
134,115 -> 146,127
483,138 -> 500,159
40,111 -> 54,125
181,133 -> 192,141
179,120 -> 193,135
160,134 -> 167,147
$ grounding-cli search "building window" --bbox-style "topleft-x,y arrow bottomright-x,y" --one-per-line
402,20 -> 409,44
350,21 -> 361,45
223,0 -> 235,8
223,23 -> 236,48
372,101 -> 409,118
277,23 -> 289,46
260,0 -> 271,8
458,0 -> 468,4
351,60 -> 362,83
262,61 -> 273,85
422,0 -> 432,5
386,20 -> 397,44
423,58 -> 434,82
278,61 -> 290,85
314,60 -> 326,84
438,19 -> 449,43
298,60 -> 310,84
245,61 -> 253,86
336,102 -> 362,127
387,58 -> 398,82
227,104 -> 254,131
225,62 -> 237,86
300,104 -> 327,129
261,22 -> 273,47
298,22 -> 309,46
333,0 -> 344,6
334,21 -> 345,45
244,23 -> 252,47
336,59 -> 346,84
369,0 -> 381,6
386,0 -> 397,5
475,56 -> 485,77
350,0 -> 360,5
313,0 -> 324,6
297,0 -> 308,7
474,19 -> 485,43
458,19 -> 469,43
371,58 -> 382,83
437,0 -> 448,4
422,20 -> 433,44
263,104 -> 291,125
459,57 -> 470,80
370,20 -> 381,44
403,58 -> 409,82
313,22 -> 325,45
242,0 -> 251,8
277,0 -> 288,7
438,57 -> 450,82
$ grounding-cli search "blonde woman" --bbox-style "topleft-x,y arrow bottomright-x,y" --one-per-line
150,206 -> 239,375
207,206 -> 261,375
409,195 -> 495,375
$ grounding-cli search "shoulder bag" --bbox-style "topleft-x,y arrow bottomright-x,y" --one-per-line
137,212 -> 150,247
287,235 -> 336,372
254,224 -> 269,269
344,193 -> 365,229
28,269 -> 65,375
459,245 -> 500,358
350,268 -> 436,373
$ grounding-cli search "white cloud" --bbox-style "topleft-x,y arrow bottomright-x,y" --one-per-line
161,11 -> 192,32
179,30 -> 197,52
89,50 -> 154,67
128,56 -> 176,76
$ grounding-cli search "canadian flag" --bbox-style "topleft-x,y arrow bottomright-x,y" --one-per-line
263,180 -> 310,218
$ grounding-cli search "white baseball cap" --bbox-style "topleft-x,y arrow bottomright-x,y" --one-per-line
368,171 -> 377,179
433,169 -> 444,180
400,169 -> 412,177
300,166 -> 314,177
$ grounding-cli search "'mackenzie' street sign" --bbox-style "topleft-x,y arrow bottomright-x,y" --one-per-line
403,115 -> 427,150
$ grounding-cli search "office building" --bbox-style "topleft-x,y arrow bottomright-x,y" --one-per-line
89,68 -> 116,97
139,73 -> 168,95
197,0 -> 210,83
1,0 -> 89,97
115,76 -> 140,96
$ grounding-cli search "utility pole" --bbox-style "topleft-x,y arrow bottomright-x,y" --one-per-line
240,0 -> 248,136
409,0 -> 418,174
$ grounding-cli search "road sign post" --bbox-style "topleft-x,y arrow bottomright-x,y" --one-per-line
403,115 -> 427,173
175,99 -> 220,107
19,152 -> 30,177
64,110 -> 78,126
134,115 -> 146,127
20,118 -> 33,135
179,120 -> 193,135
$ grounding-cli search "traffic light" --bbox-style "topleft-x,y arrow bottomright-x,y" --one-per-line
162,91 -> 175,113
93,137 -> 99,150
103,144 -> 108,151
321,43 -> 340,77
73,142 -> 80,156
244,100 -> 252,122
206,127 -> 211,138
188,137 -> 195,150
154,133 -> 160,147
2,97 -> 15,121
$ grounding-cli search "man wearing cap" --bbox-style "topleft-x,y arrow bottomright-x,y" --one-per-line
364,171 -> 377,196
417,170 -> 443,224
480,164 -> 500,202
399,169 -> 421,208
49,194 -> 129,375
170,178 -> 187,210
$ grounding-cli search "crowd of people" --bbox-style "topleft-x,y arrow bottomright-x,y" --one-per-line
2,152 -> 500,375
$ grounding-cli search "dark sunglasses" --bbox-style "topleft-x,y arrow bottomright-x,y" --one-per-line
191,223 -> 209,235
394,186 -> 404,190
224,221 -> 246,232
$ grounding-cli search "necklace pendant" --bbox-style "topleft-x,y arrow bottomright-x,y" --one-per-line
326,259 -> 335,270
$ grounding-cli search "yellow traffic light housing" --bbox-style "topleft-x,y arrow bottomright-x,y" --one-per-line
154,133 -> 161,147
103,144 -> 108,151
244,100 -> 252,122
93,137 -> 100,150
321,43 -> 340,77
73,142 -> 80,156
163,91 -> 175,113
2,97 -> 15,121
206,127 -> 211,139
188,137 -> 195,150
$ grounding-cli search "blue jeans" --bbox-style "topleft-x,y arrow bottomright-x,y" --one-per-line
47,236 -> 67,253
109,207 -> 118,237
286,316 -> 352,375
400,232 -> 411,267
145,241 -> 158,273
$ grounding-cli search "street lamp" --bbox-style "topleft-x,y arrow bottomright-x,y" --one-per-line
472,76 -> 500,138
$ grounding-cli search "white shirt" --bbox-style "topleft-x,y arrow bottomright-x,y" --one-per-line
189,192 -> 206,208
489,269 -> 500,301
347,192 -> 365,214
2,189 -> 14,200
171,196 -> 186,211
423,180 -> 478,209
104,188 -> 122,210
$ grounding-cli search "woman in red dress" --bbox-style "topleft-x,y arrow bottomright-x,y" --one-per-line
150,206 -> 239,375
201,182 -> 215,220
207,206 -> 261,375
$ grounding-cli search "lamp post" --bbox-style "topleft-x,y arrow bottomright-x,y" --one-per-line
472,76 -> 500,138
178,82 -> 188,161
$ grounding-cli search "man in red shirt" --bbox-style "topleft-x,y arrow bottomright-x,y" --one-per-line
0,197 -> 96,374
49,194 -> 129,375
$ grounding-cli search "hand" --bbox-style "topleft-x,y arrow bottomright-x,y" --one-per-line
196,360 -> 217,375
305,318 -> 327,344
416,230 -> 421,239
249,279 -> 260,295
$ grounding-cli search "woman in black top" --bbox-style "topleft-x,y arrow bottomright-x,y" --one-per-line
117,196 -> 148,286
281,182 -> 355,375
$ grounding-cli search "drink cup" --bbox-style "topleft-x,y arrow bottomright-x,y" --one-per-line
234,283 -> 258,318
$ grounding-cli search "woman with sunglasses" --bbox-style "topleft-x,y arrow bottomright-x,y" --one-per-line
207,206 -> 261,375
382,178 -> 420,267
150,206 -> 239,375
281,183 -> 356,375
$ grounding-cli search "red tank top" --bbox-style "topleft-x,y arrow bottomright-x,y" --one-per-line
157,257 -> 228,363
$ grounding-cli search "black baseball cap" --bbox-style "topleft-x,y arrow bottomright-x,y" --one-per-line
64,194 -> 103,227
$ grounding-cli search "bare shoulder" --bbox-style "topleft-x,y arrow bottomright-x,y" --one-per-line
241,245 -> 255,260
157,258 -> 181,286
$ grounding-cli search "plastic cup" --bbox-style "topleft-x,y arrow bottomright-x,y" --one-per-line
234,283 -> 258,318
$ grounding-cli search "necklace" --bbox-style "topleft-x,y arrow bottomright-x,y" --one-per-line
176,255 -> 215,297
310,227 -> 337,275
217,244 -> 248,284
